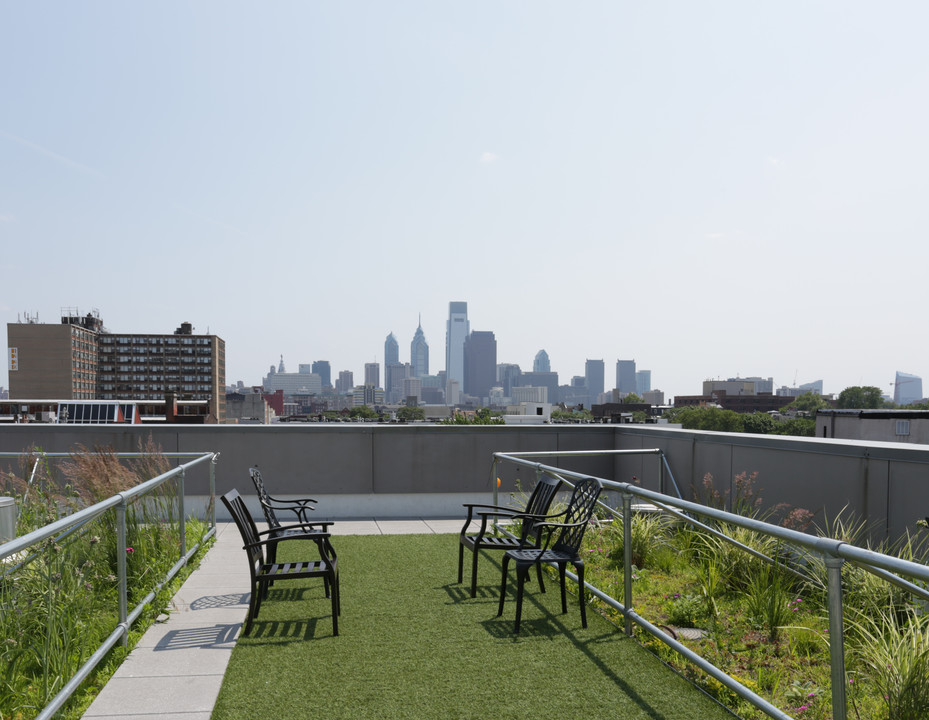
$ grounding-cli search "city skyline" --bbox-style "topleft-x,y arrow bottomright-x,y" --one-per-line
3,3 -> 929,402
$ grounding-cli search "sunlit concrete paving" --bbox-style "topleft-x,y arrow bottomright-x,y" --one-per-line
81,517 -> 473,719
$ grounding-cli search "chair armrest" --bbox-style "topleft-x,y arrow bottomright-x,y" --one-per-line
246,531 -> 331,549
266,493 -> 319,506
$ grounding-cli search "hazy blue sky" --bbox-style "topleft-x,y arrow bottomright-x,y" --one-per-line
3,2 -> 928,400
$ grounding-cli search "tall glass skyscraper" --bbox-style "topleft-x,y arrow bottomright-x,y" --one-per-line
445,302 -> 469,389
384,333 -> 399,367
533,349 -> 550,372
411,318 -> 429,377
585,359 -> 604,405
616,359 -> 637,394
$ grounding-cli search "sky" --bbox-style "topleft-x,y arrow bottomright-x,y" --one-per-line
3,2 -> 929,401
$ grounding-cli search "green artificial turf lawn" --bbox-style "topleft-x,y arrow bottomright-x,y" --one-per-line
212,534 -> 736,720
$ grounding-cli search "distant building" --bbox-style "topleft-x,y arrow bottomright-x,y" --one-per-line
585,360 -> 604,408
386,362 -> 412,404
463,331 -> 497,400
518,371 -> 558,405
312,361 -> 331,388
336,370 -> 353,394
410,319 -> 429,378
497,363 -> 521,397
642,389 -> 665,405
616,360 -> 636,394
533,349 -> 550,373
364,362 -> 380,388
636,370 -> 651,396
512,386 -> 547,403
818,409 -> 929,444
263,363 -> 322,396
352,384 -> 384,408
776,380 -> 824,397
894,371 -> 923,406
445,302 -> 469,391
8,311 -> 226,421
385,333 -> 399,367
402,376 -> 423,404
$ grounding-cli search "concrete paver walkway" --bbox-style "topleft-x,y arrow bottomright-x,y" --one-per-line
82,518 -> 467,719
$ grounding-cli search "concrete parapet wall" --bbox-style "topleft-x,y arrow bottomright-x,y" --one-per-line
2,423 -> 929,541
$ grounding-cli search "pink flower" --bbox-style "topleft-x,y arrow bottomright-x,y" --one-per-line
126,547 -> 134,554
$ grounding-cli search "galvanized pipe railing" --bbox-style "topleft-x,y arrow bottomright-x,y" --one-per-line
0,450 -> 218,720
492,449 -> 929,720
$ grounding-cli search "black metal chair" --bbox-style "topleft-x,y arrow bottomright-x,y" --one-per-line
497,477 -> 602,633
249,466 -> 336,568
222,488 -> 340,636
458,472 -> 563,598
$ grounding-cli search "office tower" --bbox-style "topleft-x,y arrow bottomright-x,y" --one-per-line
533,349 -> 550,373
585,359 -> 604,406
894,371 -> 923,406
402,376 -> 422,404
445,302 -> 469,391
497,363 -> 521,397
410,318 -> 429,377
8,311 -> 226,420
336,370 -> 353,394
312,361 -> 331,388
385,333 -> 399,367
616,360 -> 637,394
365,362 -> 380,388
463,331 -> 497,400
386,362 -> 412,404
636,370 -> 652,396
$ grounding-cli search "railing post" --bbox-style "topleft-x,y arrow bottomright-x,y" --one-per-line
210,454 -> 217,531
658,452 -> 665,496
116,496 -> 128,647
178,468 -> 187,558
826,555 -> 847,720
622,490 -> 634,637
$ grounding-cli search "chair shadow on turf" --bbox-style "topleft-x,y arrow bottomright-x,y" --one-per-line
245,618 -> 320,642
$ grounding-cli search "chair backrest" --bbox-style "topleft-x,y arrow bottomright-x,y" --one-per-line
521,473 -> 562,541
551,477 -> 602,556
248,466 -> 282,531
221,489 -> 263,571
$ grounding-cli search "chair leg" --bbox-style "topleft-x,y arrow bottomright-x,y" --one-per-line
497,554 -> 511,617
330,571 -> 339,636
244,583 -> 259,635
535,562 -> 546,594
470,546 -> 481,598
577,561 -> 588,628
514,565 -> 528,634
457,542 -> 464,584
558,562 -> 568,614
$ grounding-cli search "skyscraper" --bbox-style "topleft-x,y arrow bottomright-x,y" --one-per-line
894,371 -> 923,406
336,370 -> 353,394
384,333 -> 399,367
411,318 -> 429,378
616,360 -> 637,394
445,302 -> 469,390
497,363 -> 521,397
365,362 -> 380,388
533,349 -> 550,373
463,331 -> 497,400
312,361 -> 331,388
636,370 -> 652,396
585,359 -> 604,406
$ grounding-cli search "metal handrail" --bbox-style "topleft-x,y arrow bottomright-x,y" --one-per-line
492,449 -> 929,720
0,450 -> 219,720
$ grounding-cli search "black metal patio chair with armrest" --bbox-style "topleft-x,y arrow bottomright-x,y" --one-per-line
497,477 -> 602,633
249,465 -> 337,564
221,488 -> 340,636
458,471 -> 563,598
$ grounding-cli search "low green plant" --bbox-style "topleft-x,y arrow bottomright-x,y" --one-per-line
741,559 -> 792,642
664,593 -> 708,627
850,606 -> 929,720
607,511 -> 671,569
